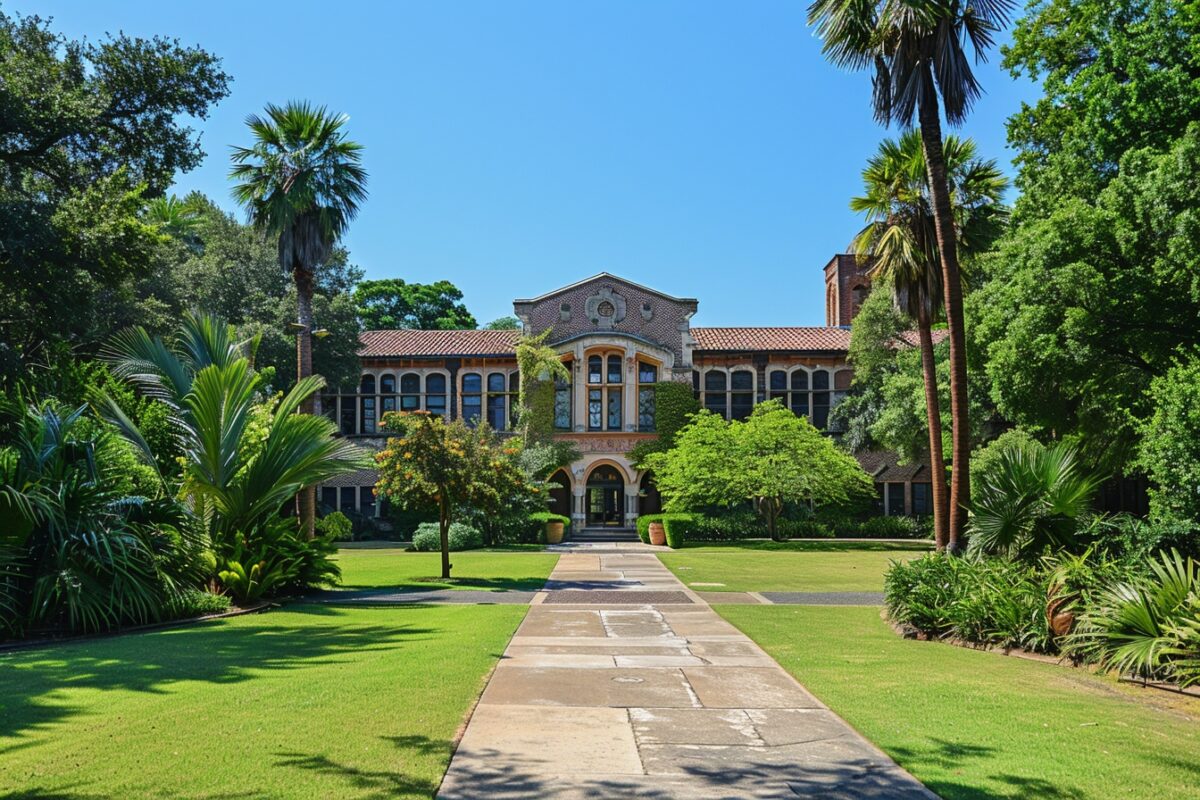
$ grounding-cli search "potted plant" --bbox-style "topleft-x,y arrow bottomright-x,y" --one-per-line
648,521 -> 666,546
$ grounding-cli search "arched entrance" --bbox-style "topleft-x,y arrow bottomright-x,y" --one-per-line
586,465 -> 625,527
548,469 -> 571,517
638,471 -> 662,516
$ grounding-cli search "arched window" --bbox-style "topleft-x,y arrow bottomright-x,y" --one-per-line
769,370 -> 788,404
730,370 -> 754,420
400,373 -> 421,411
812,369 -> 831,429
359,374 -> 376,434
586,350 -> 623,431
637,361 -> 658,431
462,373 -> 482,426
380,374 -> 397,415
790,370 -> 810,418
487,372 -> 507,430
425,373 -> 447,417
703,370 -> 727,417
554,370 -> 572,431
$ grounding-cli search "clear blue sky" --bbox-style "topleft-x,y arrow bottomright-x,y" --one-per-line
25,0 -> 1038,327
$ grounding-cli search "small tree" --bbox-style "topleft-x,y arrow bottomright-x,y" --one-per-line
646,401 -> 874,540
375,412 -> 532,578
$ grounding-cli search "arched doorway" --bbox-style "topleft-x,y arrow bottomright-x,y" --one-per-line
638,471 -> 662,516
586,465 -> 625,527
548,469 -> 571,517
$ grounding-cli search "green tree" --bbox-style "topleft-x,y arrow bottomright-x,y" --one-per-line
355,278 -> 477,330
374,412 -> 532,578
1138,353 -> 1200,523
230,101 -> 368,537
483,316 -> 521,330
645,402 -> 873,540
808,0 -> 1015,548
851,130 -> 1007,548
0,11 -> 230,386
1003,0 -> 1200,218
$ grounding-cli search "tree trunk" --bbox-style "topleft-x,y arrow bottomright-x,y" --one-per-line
917,97 -> 970,553
439,498 -> 452,580
295,265 -> 317,539
917,309 -> 950,550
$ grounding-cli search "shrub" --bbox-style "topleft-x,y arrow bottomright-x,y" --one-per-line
167,588 -> 232,618
814,512 -> 927,539
1092,514 -> 1200,562
636,514 -> 661,544
412,522 -> 484,552
216,519 -> 341,603
777,519 -> 834,539
316,511 -> 354,541
661,514 -> 694,548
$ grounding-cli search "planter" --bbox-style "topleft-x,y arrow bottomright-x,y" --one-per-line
648,522 -> 666,546
545,521 -> 565,545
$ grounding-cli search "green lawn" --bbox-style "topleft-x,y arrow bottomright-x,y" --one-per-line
334,547 -> 558,592
717,605 -> 1200,800
658,540 -> 930,592
0,604 -> 526,799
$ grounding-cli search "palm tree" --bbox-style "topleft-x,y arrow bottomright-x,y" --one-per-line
851,130 -> 1006,550
230,101 -> 367,537
808,0 -> 1014,549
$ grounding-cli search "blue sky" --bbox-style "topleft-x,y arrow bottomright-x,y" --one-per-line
25,0 -> 1039,327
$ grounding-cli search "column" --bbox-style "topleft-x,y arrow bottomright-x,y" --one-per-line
624,347 -> 636,432
624,483 -> 640,527
572,486 -> 587,529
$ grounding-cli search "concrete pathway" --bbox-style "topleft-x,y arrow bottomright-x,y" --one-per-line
438,552 -> 935,799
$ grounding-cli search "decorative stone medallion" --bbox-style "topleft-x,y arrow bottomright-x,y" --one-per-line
585,287 -> 627,329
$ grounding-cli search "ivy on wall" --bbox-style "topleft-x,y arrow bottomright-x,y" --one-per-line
629,380 -> 701,467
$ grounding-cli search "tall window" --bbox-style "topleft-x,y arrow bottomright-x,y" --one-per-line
359,486 -> 376,518
637,361 -> 657,431
812,369 -> 831,429
730,370 -> 754,420
766,368 -> 837,429
912,483 -> 932,516
886,482 -> 905,516
703,371 -> 727,417
399,373 -> 420,411
380,374 -> 397,415
586,351 -> 623,431
509,372 -> 520,429
554,372 -> 572,431
425,373 -> 447,417
791,371 -> 810,419
359,374 -> 376,434
487,372 -> 507,430
462,373 -> 482,426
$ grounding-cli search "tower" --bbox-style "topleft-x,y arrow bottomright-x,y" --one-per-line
823,254 -> 872,326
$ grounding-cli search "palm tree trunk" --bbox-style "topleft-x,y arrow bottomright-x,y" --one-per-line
917,310 -> 949,550
917,98 -> 970,553
295,266 -> 317,539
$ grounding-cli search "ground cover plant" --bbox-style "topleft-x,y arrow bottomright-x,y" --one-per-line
0,603 -> 526,799
718,604 -> 1200,800
657,541 -> 927,593
334,548 -> 557,592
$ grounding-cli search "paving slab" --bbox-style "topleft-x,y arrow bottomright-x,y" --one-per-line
437,549 -> 935,799
312,588 -> 536,604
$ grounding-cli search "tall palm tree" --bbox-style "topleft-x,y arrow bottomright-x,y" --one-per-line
851,130 -> 1007,550
230,101 -> 367,537
808,0 -> 1014,549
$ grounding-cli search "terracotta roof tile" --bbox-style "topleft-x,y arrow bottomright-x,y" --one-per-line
358,329 -> 519,358
691,327 -> 851,352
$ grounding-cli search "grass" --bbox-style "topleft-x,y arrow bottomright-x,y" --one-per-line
334,547 -> 559,592
658,540 -> 929,592
717,605 -> 1200,800
0,604 -> 526,799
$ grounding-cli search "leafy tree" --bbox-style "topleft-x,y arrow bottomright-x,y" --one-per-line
1138,353 -> 1200,523
808,0 -> 1016,547
374,412 -> 534,578
851,130 -> 1007,548
0,11 -> 229,386
973,127 -> 1200,472
645,402 -> 873,540
512,331 -> 578,478
1003,0 -> 1200,218
355,278 -> 477,330
483,315 -> 521,330
230,101 -> 368,537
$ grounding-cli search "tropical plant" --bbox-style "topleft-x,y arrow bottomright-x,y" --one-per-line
230,101 -> 368,537
968,441 -> 1104,560
809,0 -> 1016,549
412,522 -> 484,553
1067,550 -> 1200,683
0,397 -> 198,636
851,129 -> 1007,548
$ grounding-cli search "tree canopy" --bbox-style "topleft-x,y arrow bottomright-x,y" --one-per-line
355,279 -> 477,330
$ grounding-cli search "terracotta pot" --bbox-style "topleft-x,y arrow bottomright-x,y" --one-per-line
545,521 -> 564,545
648,522 -> 666,546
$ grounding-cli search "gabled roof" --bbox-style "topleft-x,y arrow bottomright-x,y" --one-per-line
691,327 -> 851,352
358,329 -> 519,358
855,450 -> 929,482
513,273 -> 697,305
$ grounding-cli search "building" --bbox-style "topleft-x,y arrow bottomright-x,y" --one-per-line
321,257 -> 934,532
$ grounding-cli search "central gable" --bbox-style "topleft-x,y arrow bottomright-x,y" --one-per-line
513,273 -> 698,362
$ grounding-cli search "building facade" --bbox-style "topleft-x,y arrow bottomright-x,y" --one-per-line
322,259 -> 934,531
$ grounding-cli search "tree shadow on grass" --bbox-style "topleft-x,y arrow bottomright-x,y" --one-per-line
678,540 -> 933,553
275,734 -> 450,800
0,605 -> 438,747
333,575 -> 549,592
888,737 -> 1088,800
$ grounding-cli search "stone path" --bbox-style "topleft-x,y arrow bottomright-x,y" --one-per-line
437,552 -> 935,799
